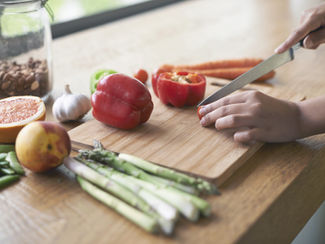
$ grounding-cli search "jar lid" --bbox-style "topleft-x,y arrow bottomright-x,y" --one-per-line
0,0 -> 47,5
0,0 -> 53,20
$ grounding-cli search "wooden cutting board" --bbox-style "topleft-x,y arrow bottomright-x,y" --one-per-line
69,79 -> 303,185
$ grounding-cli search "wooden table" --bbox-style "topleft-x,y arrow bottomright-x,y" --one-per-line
2,0 -> 325,243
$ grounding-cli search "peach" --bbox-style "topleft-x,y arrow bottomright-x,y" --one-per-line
15,121 -> 71,172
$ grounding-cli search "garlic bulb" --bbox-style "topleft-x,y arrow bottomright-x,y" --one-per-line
52,84 -> 91,122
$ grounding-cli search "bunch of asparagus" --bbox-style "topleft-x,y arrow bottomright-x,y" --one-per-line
0,144 -> 25,189
64,142 -> 219,235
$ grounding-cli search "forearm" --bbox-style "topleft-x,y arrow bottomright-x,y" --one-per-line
298,95 -> 325,138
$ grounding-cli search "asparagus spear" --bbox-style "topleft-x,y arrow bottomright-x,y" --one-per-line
76,155 -> 199,221
164,186 -> 211,217
65,157 -> 174,234
118,153 -> 219,195
148,174 -> 198,195
86,144 -> 213,216
79,157 -> 211,217
77,157 -> 178,222
92,140 -> 219,194
77,176 -> 158,233
116,156 -> 212,215
81,148 -> 218,195
0,175 -> 19,189
79,150 -> 212,213
104,157 -> 211,215
64,157 -> 154,215
123,174 -> 200,221
6,152 -> 24,175
80,149 -> 199,194
79,150 -> 200,220
75,158 -> 175,234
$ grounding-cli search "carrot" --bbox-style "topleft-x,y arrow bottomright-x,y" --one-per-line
161,58 -> 263,71
169,67 -> 275,82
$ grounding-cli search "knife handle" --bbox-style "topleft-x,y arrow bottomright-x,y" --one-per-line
292,40 -> 304,50
298,26 -> 324,49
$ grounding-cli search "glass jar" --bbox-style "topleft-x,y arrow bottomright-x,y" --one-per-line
0,0 -> 52,101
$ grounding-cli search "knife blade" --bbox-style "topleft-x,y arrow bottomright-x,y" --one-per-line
197,42 -> 302,106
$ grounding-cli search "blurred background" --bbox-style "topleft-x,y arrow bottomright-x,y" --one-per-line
47,0 -> 181,37
48,0 -> 149,24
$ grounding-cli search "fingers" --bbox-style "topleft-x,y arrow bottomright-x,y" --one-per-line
199,90 -> 265,127
303,28 -> 325,49
215,114 -> 256,130
275,24 -> 319,53
199,90 -> 260,117
199,93 -> 247,116
200,103 -> 247,126
275,8 -> 323,53
233,128 -> 263,143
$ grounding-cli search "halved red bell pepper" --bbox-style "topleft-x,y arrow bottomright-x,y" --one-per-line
154,71 -> 206,107
91,73 -> 153,129
151,68 -> 168,97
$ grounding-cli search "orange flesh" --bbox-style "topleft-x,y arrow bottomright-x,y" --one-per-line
0,99 -> 39,124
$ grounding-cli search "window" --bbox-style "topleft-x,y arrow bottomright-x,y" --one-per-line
48,0 -> 184,38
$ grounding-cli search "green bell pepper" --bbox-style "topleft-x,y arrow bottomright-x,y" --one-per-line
90,69 -> 117,94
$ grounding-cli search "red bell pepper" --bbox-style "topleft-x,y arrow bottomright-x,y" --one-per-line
151,68 -> 168,97
153,71 -> 206,107
91,73 -> 153,129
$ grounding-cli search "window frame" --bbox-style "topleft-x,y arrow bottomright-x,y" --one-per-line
51,0 -> 185,38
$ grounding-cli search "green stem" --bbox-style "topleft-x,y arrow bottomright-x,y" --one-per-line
6,152 -> 25,175
77,176 -> 158,233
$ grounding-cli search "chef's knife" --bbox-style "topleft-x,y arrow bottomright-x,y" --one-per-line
197,41 -> 302,106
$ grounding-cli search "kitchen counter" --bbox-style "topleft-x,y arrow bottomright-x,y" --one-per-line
2,0 -> 325,243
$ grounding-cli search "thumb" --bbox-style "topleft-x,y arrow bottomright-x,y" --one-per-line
304,27 -> 325,49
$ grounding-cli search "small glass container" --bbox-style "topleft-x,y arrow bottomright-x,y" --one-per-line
0,0 -> 52,101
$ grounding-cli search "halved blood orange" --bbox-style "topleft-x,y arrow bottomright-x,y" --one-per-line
0,96 -> 46,143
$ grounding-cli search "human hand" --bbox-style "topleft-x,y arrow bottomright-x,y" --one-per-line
275,2 -> 325,53
199,91 -> 302,143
